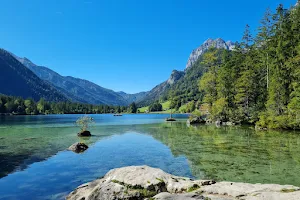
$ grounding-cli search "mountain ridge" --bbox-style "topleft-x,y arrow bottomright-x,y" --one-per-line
137,38 -> 233,106
3,37 -> 232,106
185,38 -> 235,69
10,52 -> 147,105
0,49 -> 67,102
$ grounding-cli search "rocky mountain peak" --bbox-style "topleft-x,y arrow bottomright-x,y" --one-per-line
185,38 -> 235,69
167,70 -> 185,85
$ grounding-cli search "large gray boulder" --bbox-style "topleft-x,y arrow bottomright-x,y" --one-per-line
67,166 -> 300,200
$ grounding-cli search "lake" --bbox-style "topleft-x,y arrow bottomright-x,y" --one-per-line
0,114 -> 300,200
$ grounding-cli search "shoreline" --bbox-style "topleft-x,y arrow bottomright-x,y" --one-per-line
67,165 -> 300,200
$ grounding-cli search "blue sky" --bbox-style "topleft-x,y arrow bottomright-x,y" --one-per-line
0,0 -> 296,93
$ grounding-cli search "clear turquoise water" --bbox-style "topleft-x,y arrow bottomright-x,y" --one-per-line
0,114 -> 300,200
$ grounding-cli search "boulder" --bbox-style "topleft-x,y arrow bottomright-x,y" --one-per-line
68,142 -> 89,153
67,166 -> 300,200
77,130 -> 91,137
215,120 -> 221,126
221,122 -> 235,126
187,117 -> 206,125
255,125 -> 268,131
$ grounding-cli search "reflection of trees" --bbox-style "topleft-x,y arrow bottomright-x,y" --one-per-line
2,122 -> 300,186
134,123 -> 300,186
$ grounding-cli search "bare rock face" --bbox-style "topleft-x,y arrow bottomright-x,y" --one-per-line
186,38 -> 235,69
66,166 -> 300,200
167,70 -> 185,85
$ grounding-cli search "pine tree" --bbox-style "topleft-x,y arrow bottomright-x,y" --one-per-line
199,48 -> 219,108
256,8 -> 274,89
234,25 -> 255,122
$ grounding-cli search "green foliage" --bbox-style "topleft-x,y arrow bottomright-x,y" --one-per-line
187,184 -> 200,192
186,101 -> 196,113
0,94 -> 128,115
129,102 -> 137,113
194,4 -> 300,129
281,188 -> 297,193
211,98 -> 229,121
149,102 -> 163,112
24,99 -> 37,115
76,115 -> 94,132
142,48 -> 225,108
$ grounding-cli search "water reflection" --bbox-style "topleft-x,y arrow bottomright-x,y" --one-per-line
0,114 -> 300,200
142,123 -> 300,185
0,132 -> 192,200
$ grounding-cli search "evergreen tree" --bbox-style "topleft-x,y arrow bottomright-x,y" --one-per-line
129,102 -> 137,113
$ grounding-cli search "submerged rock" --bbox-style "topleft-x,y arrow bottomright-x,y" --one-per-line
68,142 -> 89,153
67,166 -> 300,200
77,130 -> 91,137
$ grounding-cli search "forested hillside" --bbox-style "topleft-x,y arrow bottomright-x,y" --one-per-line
0,94 -> 128,115
0,49 -> 67,102
198,4 -> 300,129
137,39 -> 233,107
140,3 -> 300,130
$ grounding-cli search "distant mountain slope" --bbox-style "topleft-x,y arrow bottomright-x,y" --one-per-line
11,53 -> 147,105
117,91 -> 148,104
0,49 -> 67,102
64,76 -> 126,105
138,38 -> 232,106
186,38 -> 234,69
137,70 -> 185,106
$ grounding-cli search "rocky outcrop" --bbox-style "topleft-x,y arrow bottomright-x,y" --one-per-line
137,70 -> 185,106
186,38 -> 235,69
167,70 -> 185,85
68,142 -> 89,153
67,166 -> 300,200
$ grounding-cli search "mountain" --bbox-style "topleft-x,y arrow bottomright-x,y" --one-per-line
117,91 -> 148,104
137,70 -> 185,106
138,38 -> 232,106
10,53 -> 147,105
0,49 -> 67,102
185,38 -> 235,69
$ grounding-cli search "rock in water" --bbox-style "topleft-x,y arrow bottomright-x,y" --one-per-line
165,118 -> 176,122
67,165 -> 300,200
187,117 -> 206,125
68,142 -> 89,153
77,130 -> 91,137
